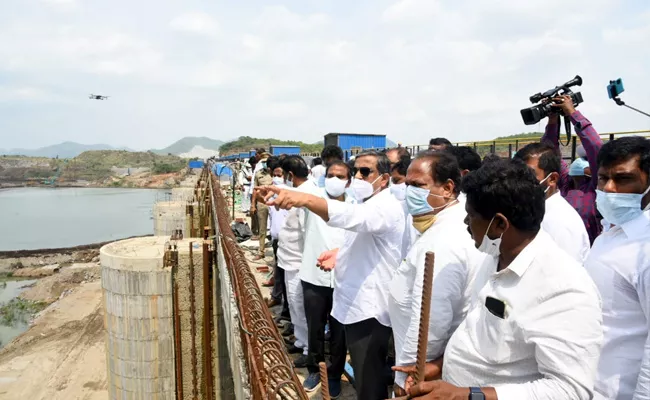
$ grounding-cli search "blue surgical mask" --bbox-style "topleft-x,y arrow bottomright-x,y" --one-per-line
318,174 -> 326,188
405,186 -> 453,216
596,185 -> 650,226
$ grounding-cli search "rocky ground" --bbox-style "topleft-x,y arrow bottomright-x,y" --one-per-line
0,260 -> 106,399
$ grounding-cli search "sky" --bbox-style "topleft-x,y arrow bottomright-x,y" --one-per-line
1,0 -> 649,150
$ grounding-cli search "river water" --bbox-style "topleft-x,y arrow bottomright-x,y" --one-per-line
0,279 -> 37,348
0,187 -> 167,251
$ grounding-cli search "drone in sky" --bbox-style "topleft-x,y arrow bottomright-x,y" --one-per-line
89,94 -> 110,100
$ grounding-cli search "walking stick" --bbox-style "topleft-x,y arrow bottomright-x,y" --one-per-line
392,251 -> 435,399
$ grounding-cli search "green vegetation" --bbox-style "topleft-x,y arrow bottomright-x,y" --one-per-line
495,131 -> 544,140
152,163 -> 180,174
0,298 -> 48,326
60,150 -> 186,181
219,136 -> 323,155
151,136 -> 224,155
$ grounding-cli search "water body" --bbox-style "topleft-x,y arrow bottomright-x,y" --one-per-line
0,187 -> 167,251
0,279 -> 37,348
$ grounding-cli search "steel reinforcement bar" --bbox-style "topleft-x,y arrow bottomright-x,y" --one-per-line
209,171 -> 308,400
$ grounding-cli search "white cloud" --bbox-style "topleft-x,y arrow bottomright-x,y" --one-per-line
0,0 -> 648,150
170,12 -> 219,36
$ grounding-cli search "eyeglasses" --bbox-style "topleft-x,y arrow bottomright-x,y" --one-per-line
352,167 -> 374,178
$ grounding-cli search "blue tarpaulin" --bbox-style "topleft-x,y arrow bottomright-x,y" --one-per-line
213,163 -> 233,178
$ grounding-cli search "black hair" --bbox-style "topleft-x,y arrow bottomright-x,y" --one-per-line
386,147 -> 410,160
461,159 -> 545,232
598,136 -> 650,176
325,160 -> 352,180
356,150 -> 391,174
482,153 -> 501,166
321,145 -> 344,164
280,155 -> 309,179
248,156 -> 257,165
414,150 -> 461,195
513,142 -> 561,177
445,146 -> 481,172
391,157 -> 410,177
429,137 -> 452,147
267,156 -> 280,171
312,157 -> 323,166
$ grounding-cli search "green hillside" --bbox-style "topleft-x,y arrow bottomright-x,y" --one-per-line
219,136 -> 323,155
495,132 -> 544,140
152,136 -> 224,155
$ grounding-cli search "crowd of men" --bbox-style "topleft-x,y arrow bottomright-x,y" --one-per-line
233,98 -> 650,400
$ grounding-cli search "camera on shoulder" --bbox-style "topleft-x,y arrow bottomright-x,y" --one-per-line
520,75 -> 583,125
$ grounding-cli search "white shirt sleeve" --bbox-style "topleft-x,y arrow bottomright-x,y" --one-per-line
326,196 -> 396,234
634,266 -> 650,400
494,286 -> 602,400
399,248 -> 467,373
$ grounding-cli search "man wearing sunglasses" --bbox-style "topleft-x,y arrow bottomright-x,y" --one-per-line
255,150 -> 405,400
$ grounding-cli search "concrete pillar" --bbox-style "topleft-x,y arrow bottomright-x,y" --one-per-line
153,201 -> 186,237
101,236 -> 175,400
171,187 -> 195,202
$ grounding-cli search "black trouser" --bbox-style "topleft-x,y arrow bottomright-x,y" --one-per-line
302,281 -> 346,378
271,240 -> 290,318
345,318 -> 392,400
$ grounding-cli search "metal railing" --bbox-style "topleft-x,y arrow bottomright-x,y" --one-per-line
208,170 -> 308,400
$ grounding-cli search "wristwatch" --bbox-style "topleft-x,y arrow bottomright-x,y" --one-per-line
469,387 -> 485,400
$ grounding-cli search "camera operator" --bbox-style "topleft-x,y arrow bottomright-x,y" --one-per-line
542,95 -> 604,244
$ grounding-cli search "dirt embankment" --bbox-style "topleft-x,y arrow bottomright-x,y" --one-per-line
0,255 -> 106,399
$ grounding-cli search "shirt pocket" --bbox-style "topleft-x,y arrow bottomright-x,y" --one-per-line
475,304 -> 516,364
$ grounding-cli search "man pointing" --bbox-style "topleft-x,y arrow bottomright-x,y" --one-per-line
256,150 -> 405,400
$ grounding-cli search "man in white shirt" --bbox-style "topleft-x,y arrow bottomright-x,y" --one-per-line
310,157 -> 326,185
409,158 -> 602,400
299,160 -> 352,395
266,159 -> 290,318
585,136 -> 650,399
275,156 -> 319,366
389,151 -> 483,395
317,145 -> 345,187
514,142 -> 590,264
256,150 -> 405,399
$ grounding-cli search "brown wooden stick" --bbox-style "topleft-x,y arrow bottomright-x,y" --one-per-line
414,252 -> 435,384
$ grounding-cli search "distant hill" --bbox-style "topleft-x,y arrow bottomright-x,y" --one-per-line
495,132 -> 544,140
152,137 -> 224,156
0,141 -> 130,159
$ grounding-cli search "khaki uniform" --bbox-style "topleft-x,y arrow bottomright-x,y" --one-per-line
254,168 -> 273,256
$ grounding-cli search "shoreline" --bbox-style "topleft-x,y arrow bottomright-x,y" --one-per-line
0,234 -> 153,258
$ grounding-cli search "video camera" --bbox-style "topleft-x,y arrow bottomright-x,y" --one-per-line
520,75 -> 584,125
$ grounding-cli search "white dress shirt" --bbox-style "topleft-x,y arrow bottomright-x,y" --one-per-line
299,188 -> 352,288
586,210 -> 650,400
443,230 -> 603,400
269,203 -> 288,241
310,164 -> 326,181
541,192 -> 590,264
327,188 -> 405,326
389,204 -> 484,389
276,181 -> 315,271
398,199 -> 419,260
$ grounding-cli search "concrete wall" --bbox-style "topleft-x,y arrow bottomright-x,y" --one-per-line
153,201 -> 186,237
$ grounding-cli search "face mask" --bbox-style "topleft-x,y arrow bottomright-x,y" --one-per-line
272,177 -> 284,186
405,186 -> 455,216
350,176 -> 380,202
596,185 -> 650,226
285,178 -> 294,188
390,182 -> 406,201
325,177 -> 347,198
477,216 -> 503,257
540,173 -> 551,194
412,214 -> 437,234
261,162 -> 267,169
318,174 -> 326,188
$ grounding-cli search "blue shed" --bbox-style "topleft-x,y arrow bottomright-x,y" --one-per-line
239,151 -> 250,159
188,160 -> 204,169
323,133 -> 387,160
270,145 -> 301,155
249,150 -> 257,157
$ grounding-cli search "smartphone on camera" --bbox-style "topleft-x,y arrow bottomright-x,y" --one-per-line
607,78 -> 624,99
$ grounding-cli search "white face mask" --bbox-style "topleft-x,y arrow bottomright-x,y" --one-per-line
285,174 -> 294,188
272,176 -> 284,186
325,177 -> 348,198
540,173 -> 552,194
350,176 -> 381,202
477,216 -> 503,258
390,182 -> 407,201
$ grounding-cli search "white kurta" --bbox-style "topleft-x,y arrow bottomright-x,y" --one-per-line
389,204 -> 483,389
